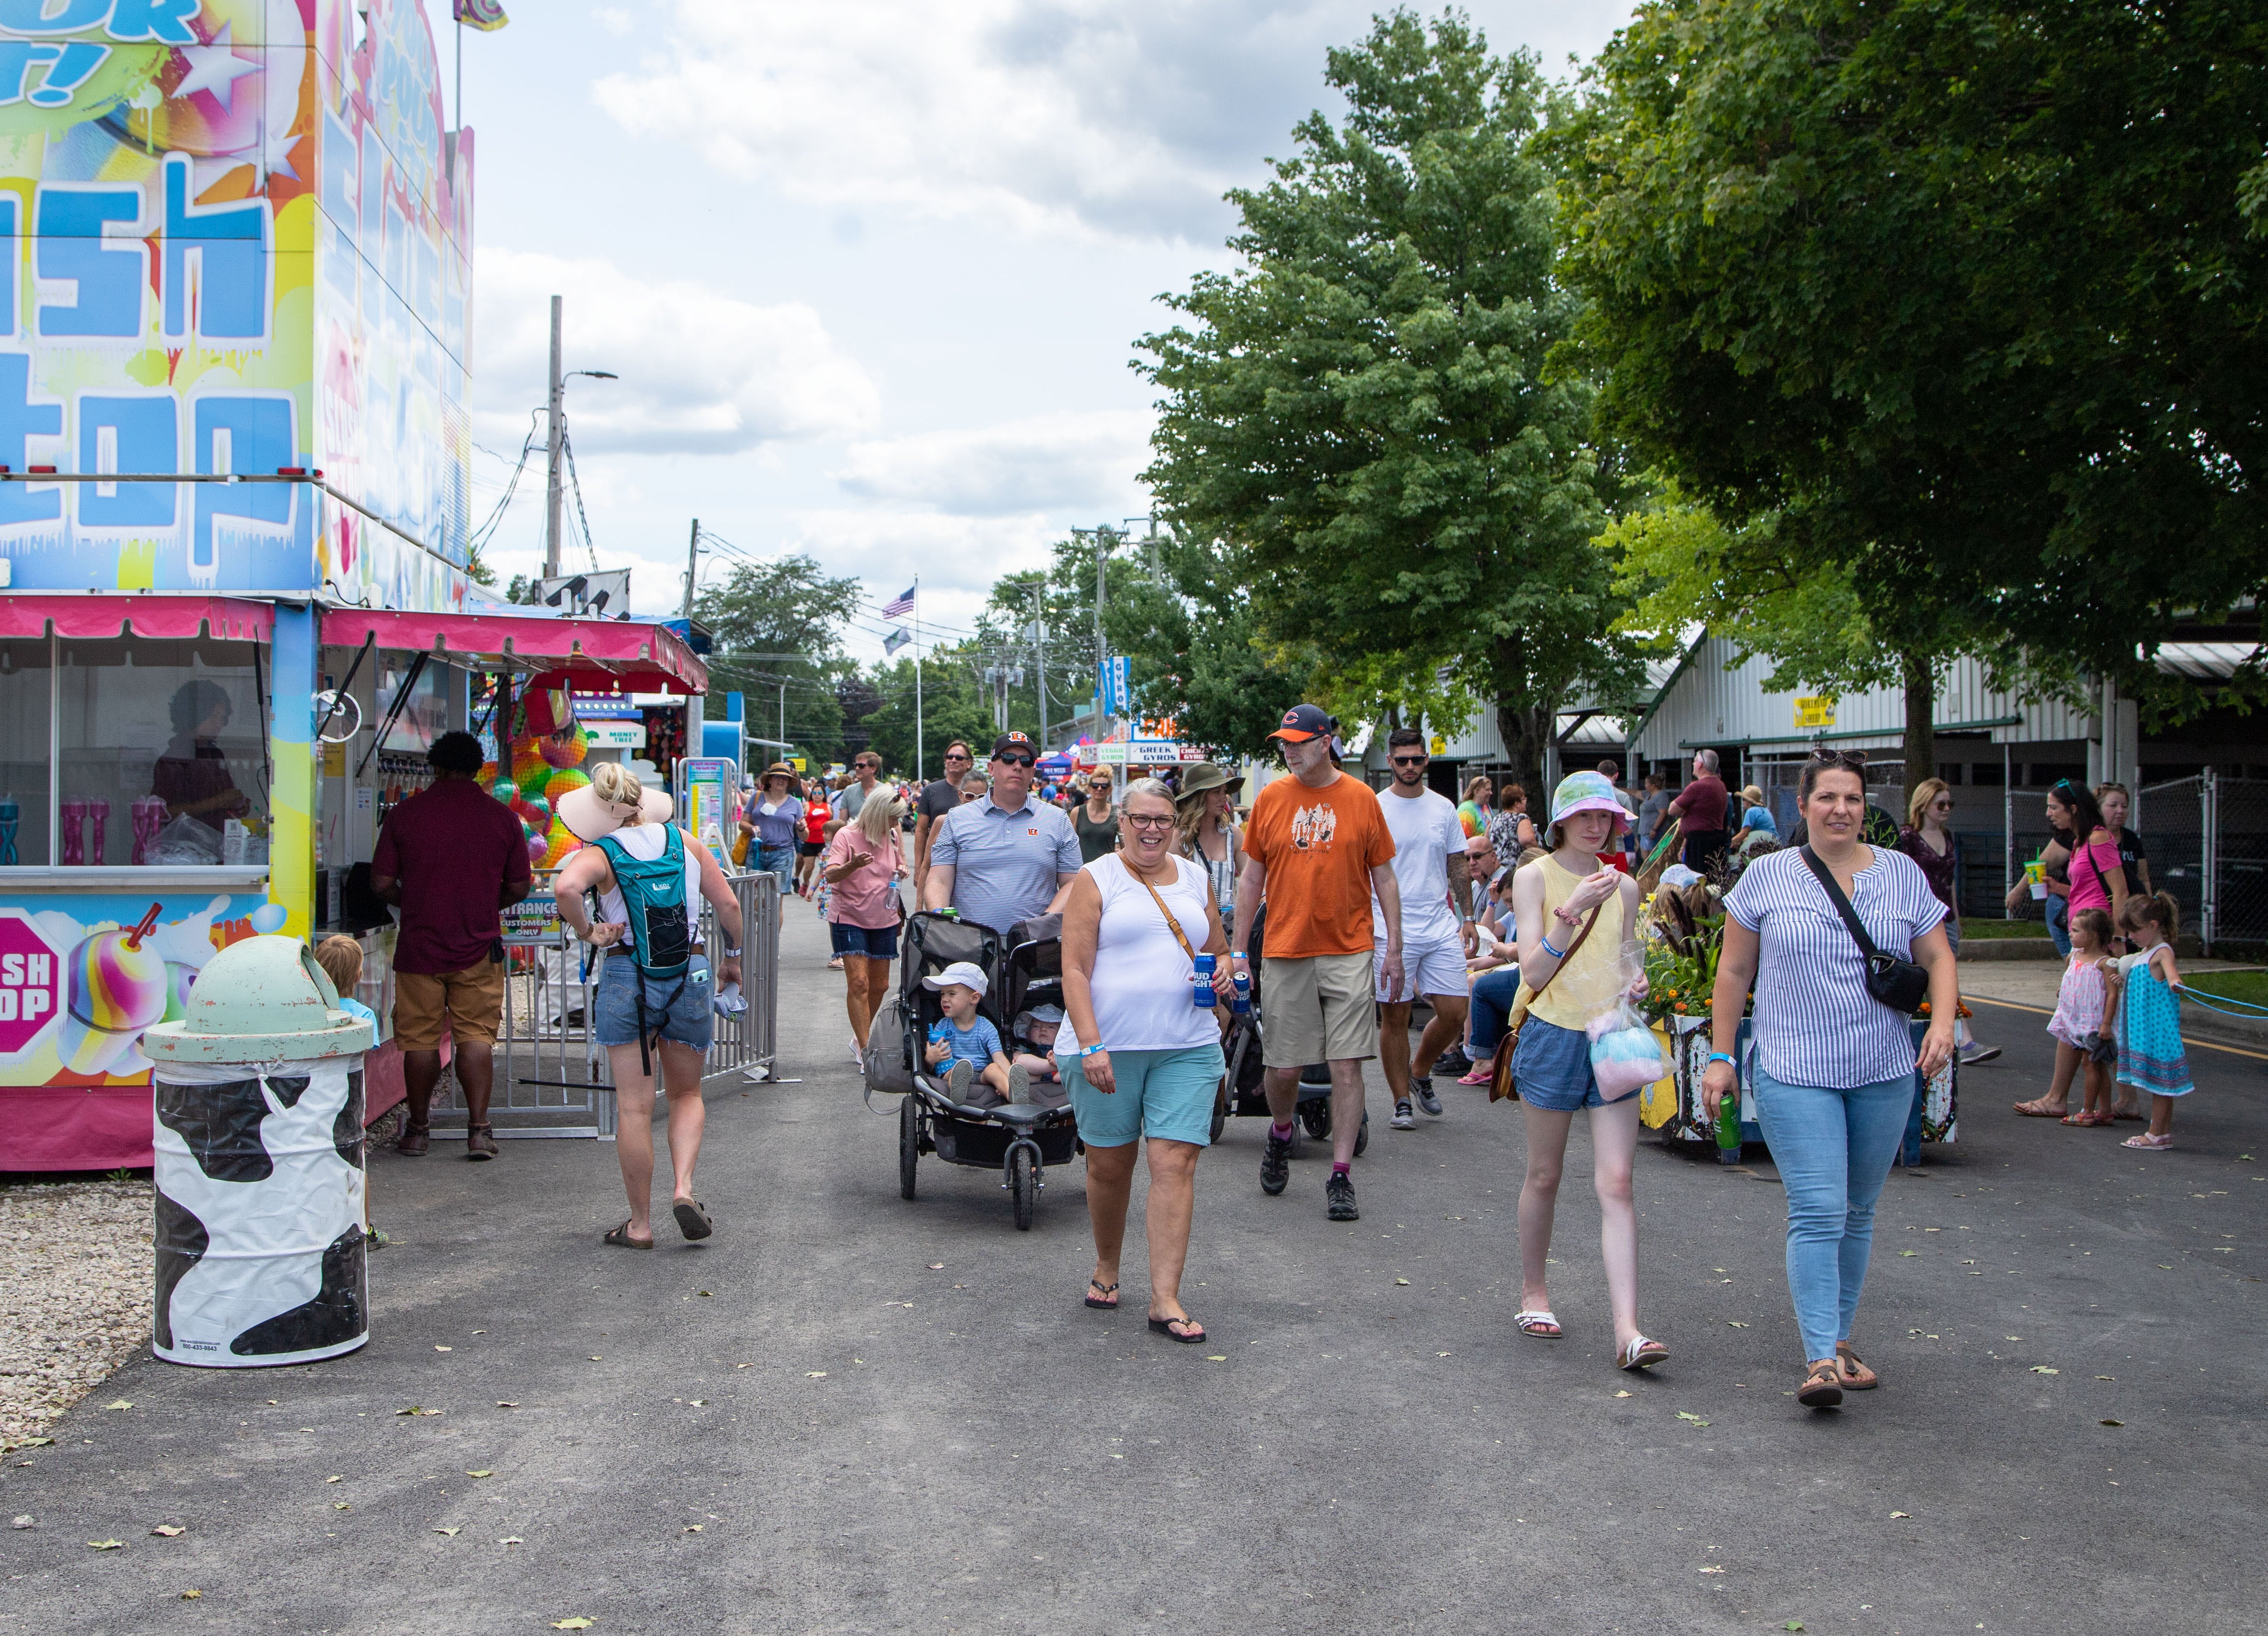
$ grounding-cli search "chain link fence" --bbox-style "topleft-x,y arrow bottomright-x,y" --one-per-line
2136,774 -> 2268,953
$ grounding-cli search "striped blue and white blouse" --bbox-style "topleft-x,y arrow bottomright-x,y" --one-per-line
1724,846 -> 1948,1089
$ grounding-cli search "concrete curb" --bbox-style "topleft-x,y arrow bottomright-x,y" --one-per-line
1960,940 -> 2057,961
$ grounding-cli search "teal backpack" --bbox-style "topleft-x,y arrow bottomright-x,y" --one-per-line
596,825 -> 696,1068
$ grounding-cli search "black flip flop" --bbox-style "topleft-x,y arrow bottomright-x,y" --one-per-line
672,1200 -> 714,1241
1148,1315 -> 1206,1344
603,1220 -> 652,1249
1084,1279 -> 1120,1310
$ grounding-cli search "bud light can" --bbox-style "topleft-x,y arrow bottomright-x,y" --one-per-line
1193,951 -> 1216,1008
1232,970 -> 1252,1015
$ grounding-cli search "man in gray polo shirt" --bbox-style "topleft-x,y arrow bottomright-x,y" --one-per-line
922,732 -> 1082,933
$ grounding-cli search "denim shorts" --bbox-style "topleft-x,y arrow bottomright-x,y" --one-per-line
1060,1043 -> 1225,1148
829,920 -> 900,960
1511,1015 -> 1635,1112
595,953 -> 714,1053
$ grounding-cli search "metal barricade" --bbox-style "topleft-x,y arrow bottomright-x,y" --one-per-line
422,869 -> 782,1142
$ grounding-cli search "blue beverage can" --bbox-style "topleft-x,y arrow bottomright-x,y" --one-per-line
1231,971 -> 1251,1015
1193,951 -> 1216,1007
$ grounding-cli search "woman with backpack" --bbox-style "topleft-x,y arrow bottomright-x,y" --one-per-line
553,764 -> 747,1249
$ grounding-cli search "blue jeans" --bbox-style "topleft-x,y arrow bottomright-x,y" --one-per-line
1753,1066 -> 1913,1362
1468,967 -> 1524,1055
2045,892 -> 2071,956
758,842 -> 796,881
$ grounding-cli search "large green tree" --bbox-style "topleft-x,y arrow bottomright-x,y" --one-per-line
1139,9 -> 1641,784
695,556 -> 864,765
1554,0 -> 2268,763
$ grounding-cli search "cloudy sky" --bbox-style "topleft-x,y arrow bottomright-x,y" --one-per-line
457,0 -> 1636,658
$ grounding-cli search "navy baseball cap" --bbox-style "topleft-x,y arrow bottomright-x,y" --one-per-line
990,732 -> 1037,759
1268,703 -> 1336,743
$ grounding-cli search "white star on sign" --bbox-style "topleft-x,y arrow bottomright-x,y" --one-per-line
174,22 -> 260,115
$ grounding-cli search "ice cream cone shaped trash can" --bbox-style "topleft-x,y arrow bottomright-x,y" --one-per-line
140,936 -> 376,1368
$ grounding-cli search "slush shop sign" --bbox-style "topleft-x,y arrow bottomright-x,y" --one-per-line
0,911 -> 61,1055
1794,697 -> 1836,730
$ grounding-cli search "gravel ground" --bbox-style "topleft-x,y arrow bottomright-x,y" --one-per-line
0,1179 -> 152,1444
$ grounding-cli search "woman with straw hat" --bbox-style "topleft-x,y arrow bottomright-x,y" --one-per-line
740,763 -> 803,884
1173,763 -> 1243,933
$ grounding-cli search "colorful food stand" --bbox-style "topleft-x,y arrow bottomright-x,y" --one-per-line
0,0 -> 714,1171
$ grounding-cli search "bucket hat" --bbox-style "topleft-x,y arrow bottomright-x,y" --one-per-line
1549,770 -> 1631,829
1177,762 -> 1233,798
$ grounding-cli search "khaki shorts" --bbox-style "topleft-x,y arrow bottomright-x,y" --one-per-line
1260,949 -> 1376,1067
392,958 -> 505,1052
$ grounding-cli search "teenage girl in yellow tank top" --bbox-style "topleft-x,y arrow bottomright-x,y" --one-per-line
1506,771 -> 1665,1372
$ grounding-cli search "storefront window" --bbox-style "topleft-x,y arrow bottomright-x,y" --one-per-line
57,639 -> 270,867
0,639 -> 51,866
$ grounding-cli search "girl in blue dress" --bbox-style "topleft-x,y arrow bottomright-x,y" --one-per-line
2108,893 -> 2191,1151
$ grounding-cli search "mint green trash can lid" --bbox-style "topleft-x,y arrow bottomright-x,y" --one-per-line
142,935 -> 374,1064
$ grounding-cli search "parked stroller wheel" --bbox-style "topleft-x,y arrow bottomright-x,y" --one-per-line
1007,1144 -> 1039,1231
1209,1082 -> 1229,1145
1353,1109 -> 1370,1158
1299,1099 -> 1332,1141
898,1095 -> 920,1200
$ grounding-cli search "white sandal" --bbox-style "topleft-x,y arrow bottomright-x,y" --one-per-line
1618,1334 -> 1670,1371
1515,1310 -> 1563,1339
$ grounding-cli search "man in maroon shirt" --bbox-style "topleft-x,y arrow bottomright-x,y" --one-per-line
1665,747 -> 1731,877
371,731 -> 532,1160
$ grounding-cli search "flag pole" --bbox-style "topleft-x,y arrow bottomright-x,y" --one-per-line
913,578 -> 924,784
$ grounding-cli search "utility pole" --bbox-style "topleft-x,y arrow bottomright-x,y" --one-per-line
544,295 -> 564,577
1090,527 -> 1107,749
681,517 -> 700,617
1030,587 -> 1049,751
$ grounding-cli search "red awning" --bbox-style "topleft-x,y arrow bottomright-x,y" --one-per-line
0,594 -> 275,642
319,607 -> 708,695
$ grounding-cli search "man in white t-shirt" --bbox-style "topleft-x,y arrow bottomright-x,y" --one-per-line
1373,728 -> 1476,1129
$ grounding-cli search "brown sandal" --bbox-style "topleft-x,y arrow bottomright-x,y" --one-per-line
1797,1359 -> 1844,1408
602,1220 -> 652,1249
1835,1342 -> 1879,1390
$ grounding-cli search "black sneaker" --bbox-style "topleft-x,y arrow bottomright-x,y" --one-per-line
1260,1128 -> 1293,1195
1326,1171 -> 1360,1221
1390,1100 -> 1415,1130
1434,1046 -> 1472,1079
1412,1076 -> 1443,1118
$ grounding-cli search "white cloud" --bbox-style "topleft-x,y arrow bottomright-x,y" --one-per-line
593,2 -> 1636,244
832,410 -> 1152,516
473,247 -> 881,455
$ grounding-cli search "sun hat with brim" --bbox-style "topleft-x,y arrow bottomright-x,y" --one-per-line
1177,762 -> 1233,798
760,762 -> 795,784
1741,784 -> 1766,804
556,782 -> 675,842
921,960 -> 988,997
1549,770 -> 1632,829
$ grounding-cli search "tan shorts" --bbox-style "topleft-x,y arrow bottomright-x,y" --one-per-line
392,959 -> 505,1052
1260,949 -> 1376,1067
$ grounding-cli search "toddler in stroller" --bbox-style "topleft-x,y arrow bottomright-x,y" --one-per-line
921,960 -> 1030,1106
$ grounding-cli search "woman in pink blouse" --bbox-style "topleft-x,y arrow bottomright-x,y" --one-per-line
823,792 -> 908,1061
2056,780 -> 2128,926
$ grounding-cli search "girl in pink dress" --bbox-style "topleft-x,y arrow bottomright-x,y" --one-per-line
2045,908 -> 2117,1127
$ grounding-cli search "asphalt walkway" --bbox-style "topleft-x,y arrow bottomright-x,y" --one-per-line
4,899 -> 2263,1635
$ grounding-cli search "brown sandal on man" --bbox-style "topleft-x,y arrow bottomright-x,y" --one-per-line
396,1123 -> 431,1156
465,1125 -> 499,1161
1797,1359 -> 1844,1409
1835,1342 -> 1879,1390
603,1220 -> 653,1249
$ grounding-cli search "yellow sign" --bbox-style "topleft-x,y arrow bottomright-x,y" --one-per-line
790,756 -> 807,772
1794,697 -> 1835,729
321,742 -> 345,776
1429,734 -> 1447,755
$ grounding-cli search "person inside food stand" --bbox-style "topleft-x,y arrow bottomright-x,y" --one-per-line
369,731 -> 532,1162
154,679 -> 251,838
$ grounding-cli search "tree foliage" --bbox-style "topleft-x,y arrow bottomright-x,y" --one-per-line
1554,0 -> 2268,736
694,556 -> 864,766
1139,9 -> 1641,783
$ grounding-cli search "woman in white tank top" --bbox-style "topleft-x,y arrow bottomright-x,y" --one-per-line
1060,778 -> 1234,1345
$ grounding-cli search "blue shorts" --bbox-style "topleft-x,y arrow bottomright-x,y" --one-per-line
758,843 -> 796,879
829,921 -> 900,960
1060,1042 -> 1225,1149
1511,1015 -> 1635,1112
595,953 -> 715,1054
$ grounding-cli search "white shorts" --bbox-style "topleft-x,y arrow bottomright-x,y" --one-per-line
1375,930 -> 1468,1002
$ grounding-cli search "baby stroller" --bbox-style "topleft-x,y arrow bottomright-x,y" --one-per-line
1212,902 -> 1370,1154
877,910 -> 1080,1230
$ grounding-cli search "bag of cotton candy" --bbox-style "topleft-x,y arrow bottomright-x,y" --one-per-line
1586,998 -> 1667,1099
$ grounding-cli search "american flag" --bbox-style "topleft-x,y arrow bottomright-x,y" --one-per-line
881,585 -> 916,619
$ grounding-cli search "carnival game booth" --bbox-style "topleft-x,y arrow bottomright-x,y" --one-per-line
0,596 -> 770,1171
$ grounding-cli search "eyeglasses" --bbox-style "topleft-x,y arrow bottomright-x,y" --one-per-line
1125,813 -> 1174,830
994,754 -> 1035,768
1930,798 -> 1953,810
1390,754 -> 1428,766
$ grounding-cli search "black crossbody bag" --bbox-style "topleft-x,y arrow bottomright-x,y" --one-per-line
1801,846 -> 1930,1016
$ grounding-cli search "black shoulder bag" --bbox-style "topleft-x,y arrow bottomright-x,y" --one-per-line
1801,846 -> 1930,1016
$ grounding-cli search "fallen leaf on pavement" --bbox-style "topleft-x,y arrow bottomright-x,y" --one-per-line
550,1621 -> 593,1631
104,1401 -> 132,1411
396,1406 -> 442,1416
1899,1250 -> 1918,1257
1727,1321 -> 1748,1328
1890,1511 -> 1910,1519
2096,1375 -> 2115,1381
180,1589 -> 201,1599
698,1290 -> 712,1297
465,1470 -> 493,1479
1612,1390 -> 1632,1399
806,1371 -> 827,1378
1698,1564 -> 1724,1573
1394,1278 -> 1410,1286
326,1476 -> 341,1483
498,1537 -> 523,1545
1676,1411 -> 1708,1423
333,1502 -> 349,1511
1785,1624 -> 1805,1632
927,1263 -> 944,1269
88,1539 -> 123,1550
2101,1419 -> 2124,1427
497,1402 -> 520,1409
151,1525 -> 184,1537
433,1528 -> 459,1537
589,1356 -> 603,1362
434,1346 -> 452,1353
683,1524 -> 703,1533
690,1399 -> 706,1406
10,1516 -> 29,1529
2029,1366 -> 2059,1375
1206,1355 -> 1227,1361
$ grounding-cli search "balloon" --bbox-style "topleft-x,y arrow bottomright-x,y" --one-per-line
527,831 -> 547,862
538,814 -> 580,869
478,760 -> 499,791
248,902 -> 288,934
490,779 -> 518,808
540,722 -> 589,769
511,739 -> 552,799
545,765 -> 589,800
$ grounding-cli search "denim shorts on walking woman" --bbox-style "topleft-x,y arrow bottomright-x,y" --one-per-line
1510,1015 -> 1639,1113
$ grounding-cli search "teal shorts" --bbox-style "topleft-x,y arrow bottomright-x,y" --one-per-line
1058,1042 -> 1225,1149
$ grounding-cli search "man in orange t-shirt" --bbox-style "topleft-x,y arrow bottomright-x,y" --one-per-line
1230,703 -> 1402,1222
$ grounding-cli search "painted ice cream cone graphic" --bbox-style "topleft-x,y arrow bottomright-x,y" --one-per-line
58,904 -> 171,1077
